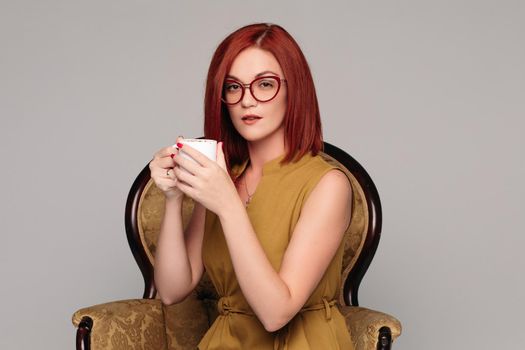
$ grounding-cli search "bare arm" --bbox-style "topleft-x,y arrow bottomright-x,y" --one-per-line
154,198 -> 206,305
218,169 -> 352,331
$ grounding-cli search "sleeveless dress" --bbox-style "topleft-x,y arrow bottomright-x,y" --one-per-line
197,152 -> 354,350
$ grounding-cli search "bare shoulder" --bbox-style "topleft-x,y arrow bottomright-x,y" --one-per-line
311,168 -> 352,201
322,168 -> 351,186
300,167 -> 353,226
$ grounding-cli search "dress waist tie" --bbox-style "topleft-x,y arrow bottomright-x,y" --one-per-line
216,296 -> 337,350
216,296 -> 255,316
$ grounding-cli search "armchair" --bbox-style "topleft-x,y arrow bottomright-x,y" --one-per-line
72,141 -> 402,349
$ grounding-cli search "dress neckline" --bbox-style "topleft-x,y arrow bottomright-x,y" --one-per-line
231,152 -> 315,208
232,152 -> 314,179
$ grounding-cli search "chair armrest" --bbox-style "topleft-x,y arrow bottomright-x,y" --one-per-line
339,305 -> 402,350
72,299 -> 167,349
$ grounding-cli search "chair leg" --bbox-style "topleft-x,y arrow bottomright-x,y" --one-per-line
76,316 -> 93,350
377,326 -> 392,350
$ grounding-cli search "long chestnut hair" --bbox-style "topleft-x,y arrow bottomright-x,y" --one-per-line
203,23 -> 323,174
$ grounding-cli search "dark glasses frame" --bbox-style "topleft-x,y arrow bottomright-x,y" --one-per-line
221,75 -> 287,105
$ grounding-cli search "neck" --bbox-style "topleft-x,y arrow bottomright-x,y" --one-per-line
246,136 -> 286,176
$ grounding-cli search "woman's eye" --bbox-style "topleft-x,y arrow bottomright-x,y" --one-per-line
225,84 -> 240,91
259,80 -> 274,88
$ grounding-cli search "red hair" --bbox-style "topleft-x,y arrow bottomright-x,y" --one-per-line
203,23 -> 323,175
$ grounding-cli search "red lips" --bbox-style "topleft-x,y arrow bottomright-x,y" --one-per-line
242,114 -> 262,120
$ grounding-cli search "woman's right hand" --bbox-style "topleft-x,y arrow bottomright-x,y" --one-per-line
149,136 -> 184,201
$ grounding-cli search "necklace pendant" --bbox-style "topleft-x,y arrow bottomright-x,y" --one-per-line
243,171 -> 253,207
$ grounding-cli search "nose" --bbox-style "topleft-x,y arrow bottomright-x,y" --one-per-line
240,86 -> 257,108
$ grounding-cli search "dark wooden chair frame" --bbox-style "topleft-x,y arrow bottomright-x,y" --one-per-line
76,141 -> 393,350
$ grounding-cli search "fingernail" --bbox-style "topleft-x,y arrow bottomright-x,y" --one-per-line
177,142 -> 183,148
170,153 -> 175,158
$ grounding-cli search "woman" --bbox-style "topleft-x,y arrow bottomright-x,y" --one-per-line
149,23 -> 354,349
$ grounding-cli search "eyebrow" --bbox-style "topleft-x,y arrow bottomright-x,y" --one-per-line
225,70 -> 280,81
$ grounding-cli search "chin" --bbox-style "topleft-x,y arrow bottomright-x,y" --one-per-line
234,125 -> 264,139
240,133 -> 265,143
233,121 -> 285,143
244,130 -> 283,144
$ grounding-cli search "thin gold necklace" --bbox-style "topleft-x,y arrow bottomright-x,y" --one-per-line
244,171 -> 254,207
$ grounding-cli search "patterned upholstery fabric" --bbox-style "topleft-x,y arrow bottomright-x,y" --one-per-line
72,299 -> 166,350
72,150 -> 401,349
162,292 -> 210,349
340,306 -> 403,350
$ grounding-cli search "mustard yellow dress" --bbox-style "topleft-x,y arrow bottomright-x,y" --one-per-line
197,153 -> 354,350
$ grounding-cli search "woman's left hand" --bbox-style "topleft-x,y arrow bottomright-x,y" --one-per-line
172,141 -> 240,216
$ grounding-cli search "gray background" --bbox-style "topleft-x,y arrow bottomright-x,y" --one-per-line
1,0 -> 524,349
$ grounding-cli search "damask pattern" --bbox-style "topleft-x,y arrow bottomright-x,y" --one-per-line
72,299 -> 166,350
162,291 -> 209,349
339,305 -> 403,350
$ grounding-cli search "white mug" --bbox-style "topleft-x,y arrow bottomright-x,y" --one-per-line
174,138 -> 217,174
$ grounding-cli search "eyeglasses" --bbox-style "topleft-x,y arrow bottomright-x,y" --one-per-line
221,76 -> 286,105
